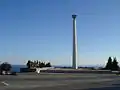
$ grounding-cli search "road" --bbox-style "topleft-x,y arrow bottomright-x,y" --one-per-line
0,73 -> 120,90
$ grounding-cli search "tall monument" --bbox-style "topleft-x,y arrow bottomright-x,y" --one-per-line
72,14 -> 78,69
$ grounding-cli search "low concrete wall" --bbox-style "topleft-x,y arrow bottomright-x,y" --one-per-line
36,67 -> 55,73
39,69 -> 118,74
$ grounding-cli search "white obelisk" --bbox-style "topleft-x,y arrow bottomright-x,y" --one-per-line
72,14 -> 78,69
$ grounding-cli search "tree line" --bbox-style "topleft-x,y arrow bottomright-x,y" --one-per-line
0,56 -> 119,74
26,60 -> 51,69
104,57 -> 119,70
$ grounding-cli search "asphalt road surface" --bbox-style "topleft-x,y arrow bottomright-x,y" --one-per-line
0,73 -> 120,90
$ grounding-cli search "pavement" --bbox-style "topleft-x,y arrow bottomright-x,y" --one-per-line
0,73 -> 120,90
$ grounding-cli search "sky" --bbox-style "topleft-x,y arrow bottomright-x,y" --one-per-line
0,0 -> 120,66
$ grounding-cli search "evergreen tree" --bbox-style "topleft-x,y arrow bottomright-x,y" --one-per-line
41,62 -> 45,67
105,57 -> 113,70
36,60 -> 39,67
112,57 -> 119,70
26,60 -> 52,68
31,61 -> 34,68
0,62 -> 12,74
26,60 -> 31,69
36,60 -> 39,64
33,60 -> 37,67
46,62 -> 51,67
38,61 -> 41,68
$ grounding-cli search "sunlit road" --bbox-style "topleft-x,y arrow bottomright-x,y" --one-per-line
0,73 -> 120,90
